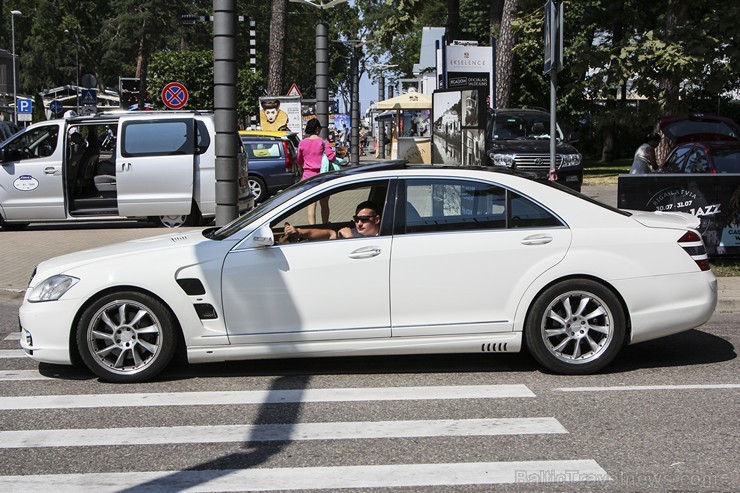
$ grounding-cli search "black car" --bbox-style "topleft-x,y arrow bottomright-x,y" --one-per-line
485,108 -> 582,191
240,135 -> 300,202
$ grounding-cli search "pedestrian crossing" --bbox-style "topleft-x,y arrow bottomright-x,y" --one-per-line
0,331 -> 612,491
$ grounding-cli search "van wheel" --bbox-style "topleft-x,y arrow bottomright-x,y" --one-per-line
249,176 -> 268,203
151,203 -> 201,228
0,216 -> 29,231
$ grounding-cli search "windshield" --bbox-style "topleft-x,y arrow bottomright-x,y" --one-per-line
490,113 -> 563,142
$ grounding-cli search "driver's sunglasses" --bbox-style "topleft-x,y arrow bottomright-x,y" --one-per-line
353,215 -> 377,223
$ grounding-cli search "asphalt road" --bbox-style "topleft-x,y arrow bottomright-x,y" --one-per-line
0,294 -> 737,491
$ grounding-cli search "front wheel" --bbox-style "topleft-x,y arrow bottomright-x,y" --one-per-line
76,291 -> 177,383
525,279 -> 625,374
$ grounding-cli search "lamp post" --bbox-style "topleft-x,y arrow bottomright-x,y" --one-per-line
335,39 -> 372,165
64,29 -> 80,113
11,10 -> 22,125
289,0 -> 347,138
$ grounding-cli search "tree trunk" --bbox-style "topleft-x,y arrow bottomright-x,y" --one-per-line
267,0 -> 287,96
495,0 -> 518,109
135,19 -> 148,110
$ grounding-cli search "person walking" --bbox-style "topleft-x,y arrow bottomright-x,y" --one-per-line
296,118 -> 336,224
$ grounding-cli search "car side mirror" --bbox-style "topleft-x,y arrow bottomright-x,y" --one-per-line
247,224 -> 274,247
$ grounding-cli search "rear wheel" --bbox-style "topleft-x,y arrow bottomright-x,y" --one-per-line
76,291 -> 177,383
525,279 -> 625,374
249,176 -> 268,203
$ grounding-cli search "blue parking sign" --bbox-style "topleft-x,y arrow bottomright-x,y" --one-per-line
17,98 -> 32,113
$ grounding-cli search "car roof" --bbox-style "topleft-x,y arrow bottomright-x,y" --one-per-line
489,108 -> 549,118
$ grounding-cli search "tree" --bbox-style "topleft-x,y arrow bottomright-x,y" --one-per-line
267,0 -> 287,95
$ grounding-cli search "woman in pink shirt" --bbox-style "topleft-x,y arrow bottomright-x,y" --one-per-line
297,118 -> 336,224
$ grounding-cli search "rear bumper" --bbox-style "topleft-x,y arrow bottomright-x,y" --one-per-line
615,271 -> 717,344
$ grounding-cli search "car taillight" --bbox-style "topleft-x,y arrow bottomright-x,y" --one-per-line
678,230 -> 710,271
283,141 -> 292,172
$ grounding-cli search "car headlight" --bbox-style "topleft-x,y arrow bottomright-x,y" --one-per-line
560,153 -> 582,167
27,275 -> 79,302
489,152 -> 515,167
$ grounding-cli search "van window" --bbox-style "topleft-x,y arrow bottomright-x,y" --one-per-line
121,120 -> 194,157
1,125 -> 59,161
195,120 -> 210,155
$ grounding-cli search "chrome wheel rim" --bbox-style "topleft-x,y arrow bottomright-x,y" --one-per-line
248,179 -> 263,200
159,215 -> 187,228
86,300 -> 163,376
540,290 -> 614,364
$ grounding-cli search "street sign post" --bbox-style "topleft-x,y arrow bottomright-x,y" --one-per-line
80,89 -> 98,115
49,99 -> 63,114
287,83 -> 302,98
161,82 -> 188,109
544,0 -> 564,182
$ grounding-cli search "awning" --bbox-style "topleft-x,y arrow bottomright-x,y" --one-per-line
376,92 -> 432,110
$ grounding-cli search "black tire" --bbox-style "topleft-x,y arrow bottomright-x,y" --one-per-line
525,279 -> 625,375
76,291 -> 177,383
0,216 -> 29,231
249,176 -> 268,203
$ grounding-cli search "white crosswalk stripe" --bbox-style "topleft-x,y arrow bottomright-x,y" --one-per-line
0,349 -> 25,359
3,332 -> 20,341
0,384 -> 535,410
0,370 -> 55,380
0,417 -> 568,448
0,461 -> 610,492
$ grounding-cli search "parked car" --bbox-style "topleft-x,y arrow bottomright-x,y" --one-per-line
0,111 -> 251,229
485,108 -> 583,191
663,141 -> 740,174
19,163 -> 717,382
240,132 -> 300,202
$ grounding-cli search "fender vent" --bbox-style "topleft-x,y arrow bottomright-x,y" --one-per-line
177,278 -> 206,295
171,235 -> 189,243
194,303 -> 218,320
481,342 -> 508,352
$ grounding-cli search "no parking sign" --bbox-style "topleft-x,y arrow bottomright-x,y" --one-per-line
161,82 -> 188,109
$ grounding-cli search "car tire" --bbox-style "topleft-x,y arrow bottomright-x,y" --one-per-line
249,176 -> 268,203
525,279 -> 625,375
0,216 -> 29,231
151,202 -> 202,228
76,291 -> 177,383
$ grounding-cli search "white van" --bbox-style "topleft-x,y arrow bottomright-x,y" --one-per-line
0,111 -> 251,229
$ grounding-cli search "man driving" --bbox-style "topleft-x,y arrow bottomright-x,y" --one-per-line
280,201 -> 381,243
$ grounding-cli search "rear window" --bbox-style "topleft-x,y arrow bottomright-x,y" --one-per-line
121,119 -> 194,157
712,148 -> 740,173
243,141 -> 282,159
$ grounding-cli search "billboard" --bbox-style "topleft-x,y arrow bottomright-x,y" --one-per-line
618,174 -> 740,256
258,96 -> 302,133
432,87 -> 487,165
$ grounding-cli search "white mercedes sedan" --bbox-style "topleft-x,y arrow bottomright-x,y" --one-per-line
19,164 -> 717,382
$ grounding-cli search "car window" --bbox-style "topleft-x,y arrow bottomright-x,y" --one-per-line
244,142 -> 281,159
711,148 -> 740,173
121,119 -> 194,157
1,125 -> 59,161
195,120 -> 210,155
402,178 -> 562,234
665,145 -> 692,172
270,180 -> 390,243
683,148 -> 708,173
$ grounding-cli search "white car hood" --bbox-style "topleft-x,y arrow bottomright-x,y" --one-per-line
33,230 -> 211,279
626,210 -> 700,230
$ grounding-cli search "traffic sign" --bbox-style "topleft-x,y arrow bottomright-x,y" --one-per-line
17,98 -> 32,114
287,83 -> 302,98
49,99 -> 64,114
80,89 -> 98,106
161,82 -> 188,109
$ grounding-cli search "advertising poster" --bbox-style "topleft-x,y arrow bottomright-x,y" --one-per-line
442,45 -> 492,105
259,96 -> 302,133
432,87 -> 487,165
618,174 -> 740,256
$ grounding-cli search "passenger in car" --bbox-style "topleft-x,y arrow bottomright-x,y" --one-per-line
279,201 -> 381,243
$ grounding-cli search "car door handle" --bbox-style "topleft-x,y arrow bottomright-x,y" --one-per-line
44,167 -> 58,175
521,234 -> 553,245
348,246 -> 382,259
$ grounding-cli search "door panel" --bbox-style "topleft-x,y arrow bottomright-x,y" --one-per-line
116,118 -> 194,216
0,124 -> 66,221
222,236 -> 392,343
